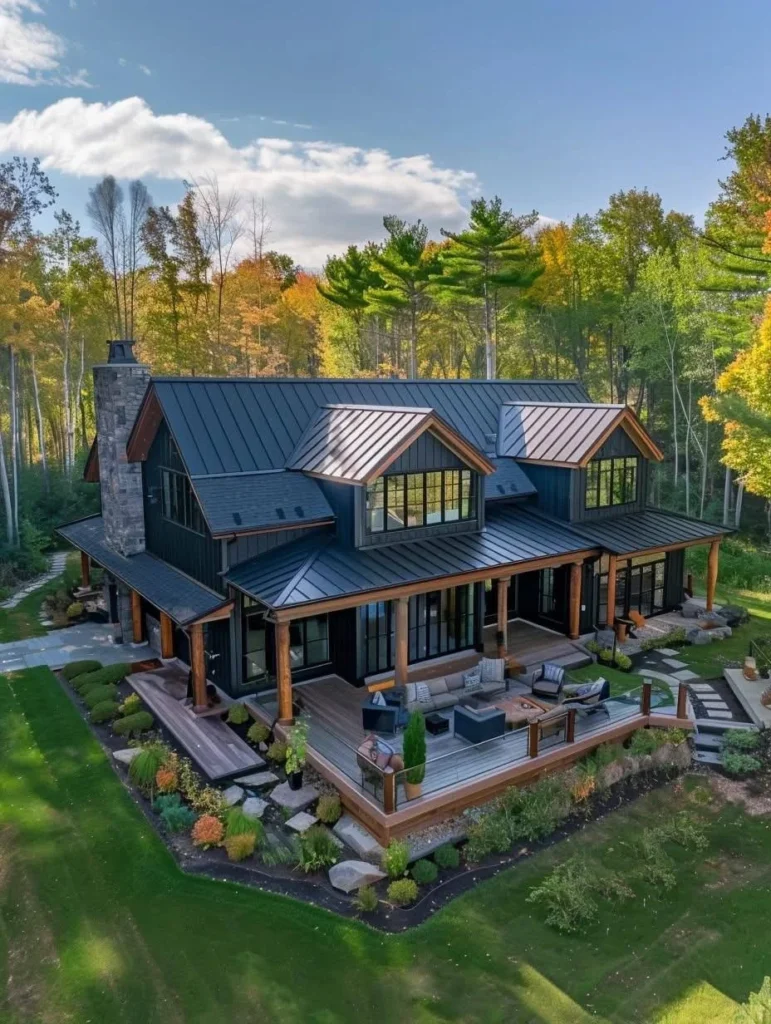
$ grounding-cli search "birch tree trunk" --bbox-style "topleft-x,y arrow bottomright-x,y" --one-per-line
735,480 -> 745,529
699,418 -> 708,520
722,466 -> 731,526
684,381 -> 692,516
0,426 -> 13,545
9,345 -> 19,545
30,353 -> 48,492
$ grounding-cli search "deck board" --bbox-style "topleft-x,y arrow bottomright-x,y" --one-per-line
128,666 -> 262,781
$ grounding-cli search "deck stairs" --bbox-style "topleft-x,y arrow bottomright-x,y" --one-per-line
693,717 -> 758,765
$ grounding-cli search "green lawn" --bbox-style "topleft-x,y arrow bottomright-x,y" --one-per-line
0,552 -> 80,644
677,582 -> 771,679
2,666 -> 770,1023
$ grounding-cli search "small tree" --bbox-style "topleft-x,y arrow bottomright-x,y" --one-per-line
403,711 -> 426,786
734,976 -> 771,1024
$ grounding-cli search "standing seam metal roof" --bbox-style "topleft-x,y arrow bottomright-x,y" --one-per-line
566,509 -> 732,554
498,402 -> 625,464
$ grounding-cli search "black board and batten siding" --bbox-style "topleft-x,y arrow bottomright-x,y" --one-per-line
570,427 -> 648,523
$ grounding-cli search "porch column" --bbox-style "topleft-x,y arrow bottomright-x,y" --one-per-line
160,612 -> 174,659
706,540 -> 720,612
568,561 -> 582,640
394,596 -> 409,687
606,553 -> 617,631
130,589 -> 144,644
496,577 -> 510,658
80,551 -> 90,589
276,619 -> 294,725
190,621 -> 208,712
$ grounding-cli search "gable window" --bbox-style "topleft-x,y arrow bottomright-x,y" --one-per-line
161,468 -> 205,534
585,457 -> 638,510
366,469 -> 476,533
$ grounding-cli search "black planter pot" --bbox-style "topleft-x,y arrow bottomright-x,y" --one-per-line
287,770 -> 304,791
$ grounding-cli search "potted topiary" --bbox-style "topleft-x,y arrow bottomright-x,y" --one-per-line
402,710 -> 426,800
285,717 -> 309,790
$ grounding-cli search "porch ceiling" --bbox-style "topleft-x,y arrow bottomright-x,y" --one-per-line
566,507 -> 732,555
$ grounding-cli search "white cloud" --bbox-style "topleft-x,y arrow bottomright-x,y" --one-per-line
0,0 -> 89,86
118,56 -> 127,66
0,96 -> 478,264
138,64 -> 151,76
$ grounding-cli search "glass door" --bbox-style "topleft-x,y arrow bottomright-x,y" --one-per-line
243,607 -> 272,691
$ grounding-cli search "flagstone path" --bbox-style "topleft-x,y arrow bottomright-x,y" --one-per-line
0,551 -> 69,610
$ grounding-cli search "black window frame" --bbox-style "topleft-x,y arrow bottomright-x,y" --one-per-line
366,469 -> 476,534
289,614 -> 330,670
160,466 -> 205,535
585,456 -> 638,510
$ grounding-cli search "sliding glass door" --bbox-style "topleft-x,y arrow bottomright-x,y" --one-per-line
595,555 -> 666,625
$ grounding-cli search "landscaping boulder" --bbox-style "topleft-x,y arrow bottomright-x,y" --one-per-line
700,611 -> 729,629
720,604 -> 750,627
222,784 -> 245,807
687,628 -> 715,645
328,860 -> 387,894
242,796 -> 268,820
681,599 -> 707,618
236,770 -> 278,788
269,781 -> 319,812
333,814 -> 385,863
285,811 -> 317,832
113,748 -> 142,766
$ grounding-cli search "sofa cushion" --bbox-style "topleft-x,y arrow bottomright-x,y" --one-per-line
542,662 -> 565,684
445,672 -> 466,692
478,679 -> 502,696
427,677 -> 448,696
480,657 -> 506,683
431,693 -> 458,710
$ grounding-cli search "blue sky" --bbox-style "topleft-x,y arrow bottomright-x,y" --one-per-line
1,0 -> 769,264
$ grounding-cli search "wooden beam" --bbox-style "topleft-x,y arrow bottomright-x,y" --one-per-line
160,612 -> 174,659
187,601 -> 234,626
189,622 -> 208,713
80,551 -> 90,589
606,553 -> 617,630
568,561 -> 582,640
566,708 -> 576,743
394,596 -> 409,687
528,720 -> 539,758
496,577 -> 510,658
276,620 -> 293,725
706,539 -> 720,612
677,682 -> 688,720
130,589 -> 144,644
383,767 -> 397,814
641,681 -> 652,716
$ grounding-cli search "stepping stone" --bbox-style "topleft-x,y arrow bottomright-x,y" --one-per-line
113,748 -> 142,765
222,784 -> 245,806
269,781 -> 319,812
0,659 -> 26,673
329,860 -> 386,894
242,796 -> 268,819
333,813 -> 385,863
662,658 -> 687,669
286,811 -> 317,832
690,684 -> 715,694
234,769 -> 275,787
655,648 -> 679,657
705,710 -> 733,719
701,700 -> 729,710
673,669 -> 700,681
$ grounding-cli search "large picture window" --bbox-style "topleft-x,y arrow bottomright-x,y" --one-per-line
585,457 -> 638,510
289,615 -> 329,670
366,469 -> 476,534
161,468 -> 205,534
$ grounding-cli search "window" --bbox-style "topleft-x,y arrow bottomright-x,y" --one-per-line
161,468 -> 204,534
538,568 -> 558,617
289,615 -> 329,670
585,456 -> 638,509
365,469 -> 476,533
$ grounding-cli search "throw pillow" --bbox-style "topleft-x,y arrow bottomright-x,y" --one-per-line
542,662 -> 564,684
371,690 -> 387,706
479,657 -> 505,683
463,670 -> 482,692
405,682 -> 417,705
416,682 -> 432,705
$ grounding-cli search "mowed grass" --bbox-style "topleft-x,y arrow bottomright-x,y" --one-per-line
678,582 -> 771,679
2,668 -> 771,1022
0,552 -> 80,644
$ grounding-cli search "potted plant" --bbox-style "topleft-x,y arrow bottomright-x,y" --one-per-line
285,717 -> 309,790
402,710 -> 426,800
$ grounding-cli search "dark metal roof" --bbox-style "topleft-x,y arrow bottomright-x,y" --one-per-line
225,505 -> 595,610
57,516 -> 227,625
498,402 -> 626,464
192,472 -> 334,536
485,459 -> 536,501
150,378 -> 590,477
567,509 -> 732,554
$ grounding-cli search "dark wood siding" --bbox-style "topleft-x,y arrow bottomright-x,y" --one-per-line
388,431 -> 465,473
143,420 -> 224,592
523,465 -> 572,520
571,427 -> 649,523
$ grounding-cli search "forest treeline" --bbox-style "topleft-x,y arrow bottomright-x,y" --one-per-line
2,114 -> 771,591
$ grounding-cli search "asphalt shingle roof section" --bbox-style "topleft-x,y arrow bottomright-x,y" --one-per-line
498,402 -> 627,465
192,472 -> 334,536
57,516 -> 227,625
567,509 -> 731,555
225,505 -> 595,610
150,378 -> 591,477
484,458 -> 536,501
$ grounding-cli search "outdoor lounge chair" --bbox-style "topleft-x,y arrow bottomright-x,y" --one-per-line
561,678 -> 611,716
531,662 -> 565,700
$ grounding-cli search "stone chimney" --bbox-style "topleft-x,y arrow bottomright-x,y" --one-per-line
94,340 -> 150,556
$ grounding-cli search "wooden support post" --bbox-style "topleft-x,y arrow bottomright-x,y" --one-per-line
496,577 -> 510,658
383,767 -> 396,814
80,551 -> 90,589
190,622 -> 208,712
685,572 -> 694,598
160,612 -> 174,659
606,553 -> 617,630
276,620 -> 293,725
528,720 -> 540,758
676,682 -> 688,720
566,708 -> 576,743
568,561 -> 582,640
394,596 -> 409,687
706,540 -> 720,612
641,680 -> 652,716
130,589 -> 143,644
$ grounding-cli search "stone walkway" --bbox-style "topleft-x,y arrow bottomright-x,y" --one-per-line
0,551 -> 70,610
0,622 -> 141,674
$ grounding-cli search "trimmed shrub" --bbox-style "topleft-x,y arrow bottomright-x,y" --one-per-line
403,711 -> 427,786
84,684 -> 119,709
627,728 -> 660,756
225,807 -> 264,842
155,767 -> 178,794
354,885 -> 379,913
90,700 -> 119,724
411,859 -> 438,885
224,833 -> 256,862
316,793 -> 342,824
112,711 -> 154,737
433,844 -> 460,870
129,744 -> 167,794
161,803 -> 197,833
190,786 -> 228,817
246,721 -> 270,745
296,825 -> 339,873
267,740 -> 287,763
464,814 -> 512,861
62,659 -> 102,681
191,814 -> 224,849
614,652 -> 632,671
66,601 -> 84,619
72,664 -> 131,692
226,703 -> 250,725
119,693 -> 142,717
584,639 -> 603,655
381,839 -> 410,879
722,730 -> 761,753
387,878 -> 419,906
599,648 -> 614,664
153,793 -> 181,814
723,752 -> 762,776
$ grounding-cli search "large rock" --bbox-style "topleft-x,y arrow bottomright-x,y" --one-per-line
720,604 -> 750,627
222,784 -> 245,807
333,814 -> 385,863
113,748 -> 142,766
242,796 -> 268,819
681,599 -> 707,618
687,628 -> 714,645
236,770 -> 278,788
286,811 -> 317,832
269,781 -> 319,812
328,860 -> 386,894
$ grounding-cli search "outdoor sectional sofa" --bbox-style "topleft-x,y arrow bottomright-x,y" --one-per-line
400,658 -> 508,716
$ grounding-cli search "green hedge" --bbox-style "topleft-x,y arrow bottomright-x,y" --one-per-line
90,700 -> 119,724
72,664 -> 131,694
83,684 -> 119,709
61,660 -> 103,681
112,711 -> 154,737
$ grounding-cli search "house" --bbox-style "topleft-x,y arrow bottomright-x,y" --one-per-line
59,341 -> 726,839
